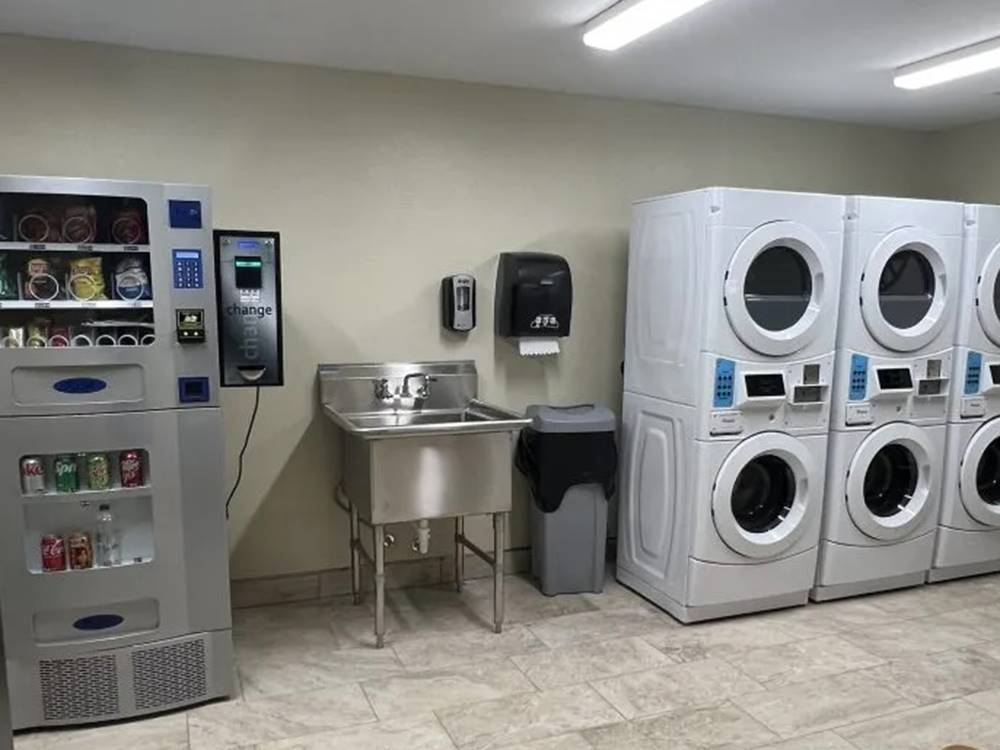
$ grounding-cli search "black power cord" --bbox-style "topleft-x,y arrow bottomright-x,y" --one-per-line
226,385 -> 261,519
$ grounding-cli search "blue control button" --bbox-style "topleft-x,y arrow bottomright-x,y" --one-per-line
966,351 -> 984,396
178,377 -> 210,404
172,249 -> 204,289
169,200 -> 203,229
714,358 -> 736,408
849,354 -> 869,401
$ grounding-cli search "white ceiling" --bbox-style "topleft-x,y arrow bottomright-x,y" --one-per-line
3,0 -> 1000,129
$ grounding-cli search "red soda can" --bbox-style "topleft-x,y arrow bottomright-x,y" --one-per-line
119,450 -> 143,487
21,456 -> 46,494
41,534 -> 67,572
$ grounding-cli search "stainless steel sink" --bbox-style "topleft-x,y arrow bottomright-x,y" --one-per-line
318,360 -> 529,648
324,401 -> 528,438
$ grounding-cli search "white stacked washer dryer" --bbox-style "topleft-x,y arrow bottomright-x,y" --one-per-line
0,176 -> 232,728
930,203 -> 1000,582
618,187 -> 844,623
813,196 -> 963,601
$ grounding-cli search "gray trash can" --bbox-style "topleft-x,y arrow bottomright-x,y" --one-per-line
516,404 -> 618,596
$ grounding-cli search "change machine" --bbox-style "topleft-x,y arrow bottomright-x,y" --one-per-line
0,176 -> 232,728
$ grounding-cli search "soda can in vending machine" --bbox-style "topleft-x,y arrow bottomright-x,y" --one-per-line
87,453 -> 111,491
67,532 -> 93,570
41,534 -> 67,572
54,454 -> 79,493
119,450 -> 143,487
20,456 -> 46,494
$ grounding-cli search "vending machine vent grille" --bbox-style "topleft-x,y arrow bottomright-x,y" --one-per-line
132,638 -> 208,711
39,654 -> 120,721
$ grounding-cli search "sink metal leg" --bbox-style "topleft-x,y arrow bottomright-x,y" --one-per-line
374,524 -> 386,649
455,516 -> 465,593
350,503 -> 362,606
493,512 -> 505,634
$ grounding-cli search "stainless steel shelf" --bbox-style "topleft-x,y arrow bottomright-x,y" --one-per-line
0,300 -> 153,311
21,486 -> 152,505
0,241 -> 149,254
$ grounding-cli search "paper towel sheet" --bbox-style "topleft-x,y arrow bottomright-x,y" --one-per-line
519,338 -> 560,356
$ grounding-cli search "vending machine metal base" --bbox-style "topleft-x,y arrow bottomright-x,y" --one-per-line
0,176 -> 232,729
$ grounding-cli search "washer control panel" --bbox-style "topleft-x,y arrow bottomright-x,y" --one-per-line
966,351 -> 983,396
848,354 -> 869,402
713,358 -> 736,409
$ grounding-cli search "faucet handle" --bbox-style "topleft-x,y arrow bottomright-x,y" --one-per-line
374,378 -> 395,400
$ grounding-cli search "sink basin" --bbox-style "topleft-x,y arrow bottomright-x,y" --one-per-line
324,401 -> 529,438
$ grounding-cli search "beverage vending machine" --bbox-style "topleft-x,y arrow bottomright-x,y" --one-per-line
0,176 -> 232,728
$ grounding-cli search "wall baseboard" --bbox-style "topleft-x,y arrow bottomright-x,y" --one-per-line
231,548 -> 532,609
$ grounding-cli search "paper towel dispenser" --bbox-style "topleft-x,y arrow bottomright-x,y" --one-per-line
495,252 -> 572,339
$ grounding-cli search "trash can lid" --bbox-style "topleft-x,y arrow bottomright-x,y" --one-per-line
525,404 -> 617,433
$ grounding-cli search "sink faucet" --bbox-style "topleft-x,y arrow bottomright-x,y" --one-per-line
402,372 -> 430,401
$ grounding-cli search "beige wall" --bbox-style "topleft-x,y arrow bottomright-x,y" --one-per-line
0,35 -> 937,580
930,119 -> 1000,204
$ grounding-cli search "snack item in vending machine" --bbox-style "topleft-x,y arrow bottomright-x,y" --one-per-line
120,450 -> 144,487
110,206 -> 147,245
41,535 -> 67,572
67,256 -> 107,301
113,257 -> 151,301
0,253 -> 17,300
61,204 -> 97,244
67,532 -> 93,570
48,325 -> 71,347
20,456 -> 46,494
17,208 -> 61,243
54,454 -> 79,493
26,319 -> 50,348
24,257 -> 60,301
1,326 -> 25,348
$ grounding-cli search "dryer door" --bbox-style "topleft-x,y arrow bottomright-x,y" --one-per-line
959,418 -> 1000,528
711,432 -> 814,559
860,228 -> 951,353
975,242 -> 1000,348
723,221 -> 829,357
845,423 -> 933,540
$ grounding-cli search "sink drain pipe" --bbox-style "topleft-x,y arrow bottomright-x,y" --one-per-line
411,519 -> 431,554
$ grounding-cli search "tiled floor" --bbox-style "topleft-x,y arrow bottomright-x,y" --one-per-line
15,571 -> 1000,749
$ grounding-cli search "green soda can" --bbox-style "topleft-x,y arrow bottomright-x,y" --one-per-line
87,453 -> 110,491
54,455 -> 79,493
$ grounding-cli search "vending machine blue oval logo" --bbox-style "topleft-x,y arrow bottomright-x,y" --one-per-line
53,377 -> 108,395
73,614 -> 125,631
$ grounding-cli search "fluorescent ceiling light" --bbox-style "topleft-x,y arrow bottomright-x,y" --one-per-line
583,0 -> 715,52
895,36 -> 1000,90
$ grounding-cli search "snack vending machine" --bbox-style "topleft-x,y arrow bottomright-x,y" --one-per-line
0,176 -> 232,728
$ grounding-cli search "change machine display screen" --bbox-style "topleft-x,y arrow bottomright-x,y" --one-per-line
214,231 -> 284,387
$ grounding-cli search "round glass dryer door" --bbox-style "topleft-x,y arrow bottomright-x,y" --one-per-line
975,243 -> 1000,348
712,432 -> 813,558
860,228 -> 951,352
846,423 -> 933,540
960,418 -> 1000,527
724,221 -> 829,357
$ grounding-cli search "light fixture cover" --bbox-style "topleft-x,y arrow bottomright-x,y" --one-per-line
895,36 -> 1000,90
583,0 -> 715,52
